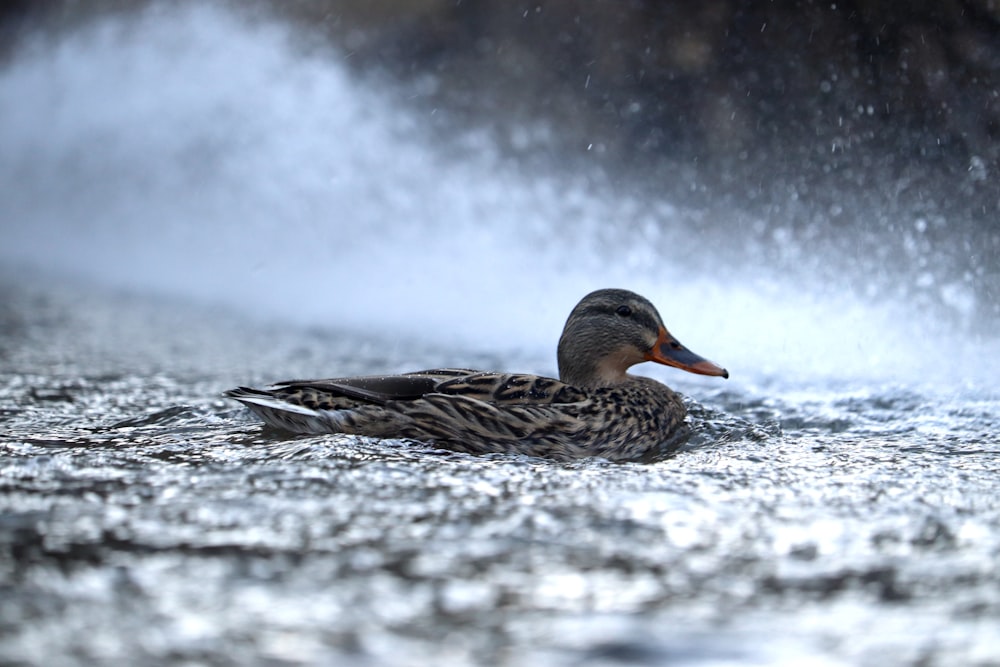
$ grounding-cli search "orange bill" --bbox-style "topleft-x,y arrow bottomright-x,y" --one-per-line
645,328 -> 729,378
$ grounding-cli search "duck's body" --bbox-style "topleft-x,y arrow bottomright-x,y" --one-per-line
225,289 -> 727,461
226,369 -> 689,461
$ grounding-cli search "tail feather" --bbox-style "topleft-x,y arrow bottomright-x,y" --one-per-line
224,387 -> 320,417
224,386 -> 339,434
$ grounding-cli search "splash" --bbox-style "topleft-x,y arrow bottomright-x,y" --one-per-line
0,4 -> 995,392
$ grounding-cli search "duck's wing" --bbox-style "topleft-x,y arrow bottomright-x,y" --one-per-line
262,369 -> 481,406
232,369 -> 585,409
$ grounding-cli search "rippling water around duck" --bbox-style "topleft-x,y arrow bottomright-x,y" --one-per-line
2,277 -> 998,667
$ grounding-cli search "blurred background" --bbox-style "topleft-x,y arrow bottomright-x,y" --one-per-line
1,0 -> 997,381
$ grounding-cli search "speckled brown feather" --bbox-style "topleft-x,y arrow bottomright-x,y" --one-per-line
225,289 -> 726,462
225,371 -> 685,461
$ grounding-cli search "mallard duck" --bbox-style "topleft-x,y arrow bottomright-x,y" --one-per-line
225,288 -> 727,461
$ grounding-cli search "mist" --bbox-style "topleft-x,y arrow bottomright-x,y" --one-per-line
1,2 -> 996,391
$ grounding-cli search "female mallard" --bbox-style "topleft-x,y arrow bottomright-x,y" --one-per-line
225,288 -> 727,461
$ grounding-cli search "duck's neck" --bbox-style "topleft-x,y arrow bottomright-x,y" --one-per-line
558,355 -> 633,388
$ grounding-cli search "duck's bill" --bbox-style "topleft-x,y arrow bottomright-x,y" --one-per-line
646,328 -> 729,379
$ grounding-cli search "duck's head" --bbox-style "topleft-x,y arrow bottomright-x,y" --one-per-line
556,288 -> 728,388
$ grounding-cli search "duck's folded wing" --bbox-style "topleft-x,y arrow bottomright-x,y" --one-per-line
266,369 -> 482,405
263,369 -> 585,407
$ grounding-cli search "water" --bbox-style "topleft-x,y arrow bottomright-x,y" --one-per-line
2,5 -> 999,666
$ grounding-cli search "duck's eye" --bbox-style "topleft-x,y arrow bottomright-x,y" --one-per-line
615,305 -> 632,317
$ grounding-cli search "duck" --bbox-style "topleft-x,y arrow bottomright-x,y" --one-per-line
224,288 -> 728,462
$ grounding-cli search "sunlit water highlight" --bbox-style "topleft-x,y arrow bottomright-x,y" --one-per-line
1,5 -> 999,667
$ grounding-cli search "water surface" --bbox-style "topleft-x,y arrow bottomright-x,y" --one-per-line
1,5 -> 999,666
2,275 -> 998,666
